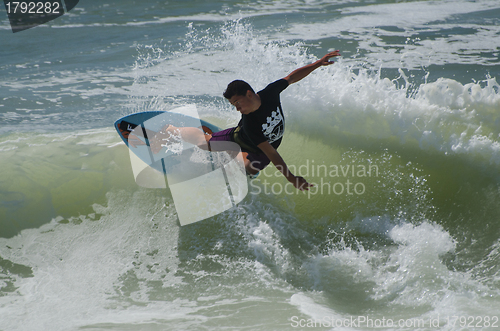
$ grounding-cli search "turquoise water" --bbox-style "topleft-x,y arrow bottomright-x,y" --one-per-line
1,0 -> 500,330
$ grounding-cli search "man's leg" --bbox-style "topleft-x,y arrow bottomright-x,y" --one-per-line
150,125 -> 211,154
168,126 -> 211,149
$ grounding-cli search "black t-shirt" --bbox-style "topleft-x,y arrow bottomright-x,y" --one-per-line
236,78 -> 289,153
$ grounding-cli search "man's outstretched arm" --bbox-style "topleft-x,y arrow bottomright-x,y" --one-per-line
257,141 -> 314,191
284,50 -> 341,85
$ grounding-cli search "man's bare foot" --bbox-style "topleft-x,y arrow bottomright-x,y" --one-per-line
150,124 -> 179,154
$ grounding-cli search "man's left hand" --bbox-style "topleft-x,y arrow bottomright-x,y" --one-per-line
319,50 -> 341,66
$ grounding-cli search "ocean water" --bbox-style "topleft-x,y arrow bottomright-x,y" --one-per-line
1,0 -> 500,330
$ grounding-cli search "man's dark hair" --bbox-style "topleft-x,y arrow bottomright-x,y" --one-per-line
223,80 -> 255,99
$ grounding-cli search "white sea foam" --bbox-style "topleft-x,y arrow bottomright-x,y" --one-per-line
283,0 -> 500,68
0,190 -> 185,331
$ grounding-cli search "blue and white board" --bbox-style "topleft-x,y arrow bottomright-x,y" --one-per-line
114,105 -> 248,226
114,108 -> 221,176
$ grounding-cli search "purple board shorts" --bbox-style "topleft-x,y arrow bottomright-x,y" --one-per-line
209,128 -> 271,171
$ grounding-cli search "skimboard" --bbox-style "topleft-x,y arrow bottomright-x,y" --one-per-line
114,107 -> 222,175
113,105 -> 248,226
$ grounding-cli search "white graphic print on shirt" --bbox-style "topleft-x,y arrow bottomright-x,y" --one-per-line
262,110 -> 284,144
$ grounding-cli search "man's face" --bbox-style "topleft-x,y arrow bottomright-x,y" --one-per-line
229,91 -> 256,115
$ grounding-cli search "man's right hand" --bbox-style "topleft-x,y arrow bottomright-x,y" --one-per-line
290,175 -> 314,191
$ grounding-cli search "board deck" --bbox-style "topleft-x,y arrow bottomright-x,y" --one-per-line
114,110 -> 222,175
113,108 -> 248,226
